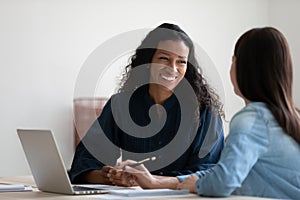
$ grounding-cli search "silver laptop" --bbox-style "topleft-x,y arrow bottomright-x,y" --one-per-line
17,129 -> 109,195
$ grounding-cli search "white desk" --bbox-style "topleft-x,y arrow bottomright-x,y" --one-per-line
0,176 -> 274,200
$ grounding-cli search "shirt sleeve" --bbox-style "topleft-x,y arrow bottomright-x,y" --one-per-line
68,138 -> 105,183
194,107 -> 269,197
176,108 -> 224,180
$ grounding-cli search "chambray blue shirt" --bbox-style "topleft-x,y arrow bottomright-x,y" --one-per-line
69,85 -> 224,183
178,102 -> 300,199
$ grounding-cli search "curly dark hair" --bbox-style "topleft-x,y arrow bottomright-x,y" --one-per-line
117,23 -> 224,118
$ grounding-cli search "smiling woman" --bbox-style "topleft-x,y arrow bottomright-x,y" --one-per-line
149,40 -> 189,104
68,23 -> 225,186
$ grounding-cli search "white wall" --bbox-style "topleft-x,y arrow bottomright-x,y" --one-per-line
269,0 -> 300,108
0,0 -> 297,176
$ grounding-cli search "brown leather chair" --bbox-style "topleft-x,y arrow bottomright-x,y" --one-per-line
73,97 -> 108,148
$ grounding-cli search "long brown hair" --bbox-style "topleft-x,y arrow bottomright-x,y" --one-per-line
234,27 -> 300,144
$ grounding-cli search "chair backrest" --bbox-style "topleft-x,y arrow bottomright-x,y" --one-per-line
73,97 -> 108,148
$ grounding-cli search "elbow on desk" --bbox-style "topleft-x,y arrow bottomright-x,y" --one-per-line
196,181 -> 237,197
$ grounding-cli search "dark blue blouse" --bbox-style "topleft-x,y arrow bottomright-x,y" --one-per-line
69,85 -> 224,183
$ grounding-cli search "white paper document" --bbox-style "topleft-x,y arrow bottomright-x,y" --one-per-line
0,184 -> 33,192
109,188 -> 189,197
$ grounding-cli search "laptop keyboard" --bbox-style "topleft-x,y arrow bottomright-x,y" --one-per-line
72,186 -> 107,194
73,186 -> 100,191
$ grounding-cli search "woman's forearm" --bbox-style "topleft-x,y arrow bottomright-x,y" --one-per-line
152,175 -> 180,189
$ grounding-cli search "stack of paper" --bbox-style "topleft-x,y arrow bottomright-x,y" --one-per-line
0,184 -> 33,192
109,189 -> 189,197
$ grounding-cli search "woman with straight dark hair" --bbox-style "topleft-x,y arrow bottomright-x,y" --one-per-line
117,27 -> 300,199
234,27 -> 300,143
